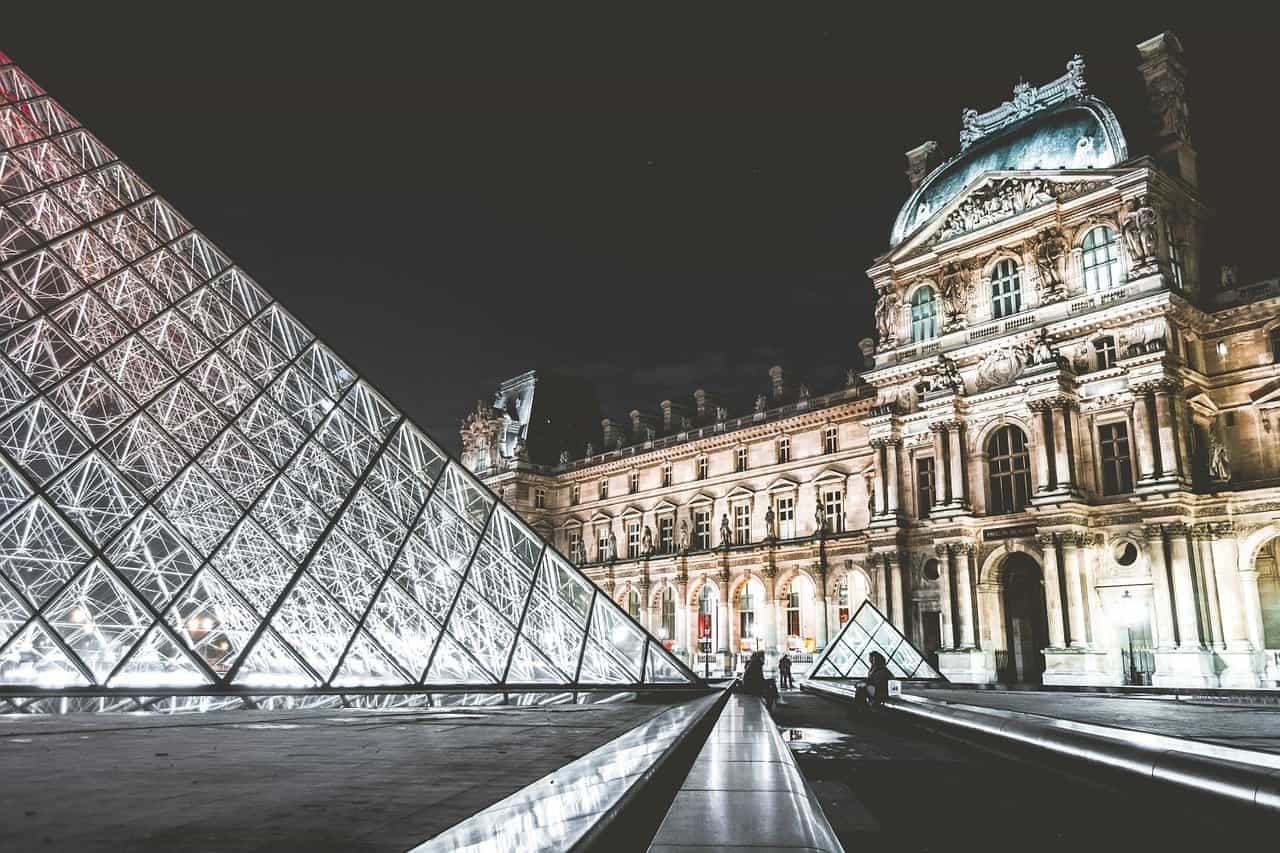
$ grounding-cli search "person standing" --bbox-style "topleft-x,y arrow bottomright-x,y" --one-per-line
777,653 -> 793,690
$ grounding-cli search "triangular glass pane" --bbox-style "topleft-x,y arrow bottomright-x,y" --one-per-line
0,399 -> 88,483
424,631 -> 491,684
506,637 -> 563,684
0,619 -> 90,686
416,495 -> 479,571
45,561 -> 151,682
390,532 -> 463,624
466,544 -> 534,620
0,455 -> 32,517
108,623 -> 211,687
210,520 -> 297,614
48,453 -> 143,546
445,583 -> 513,681
645,642 -> 689,684
537,550 -> 593,624
157,465 -> 241,557
587,595 -> 644,680
0,577 -> 31,648
434,463 -> 492,530
0,498 -> 91,607
306,529 -> 384,619
233,626 -> 318,688
577,640 -> 634,685
165,568 -> 262,679
518,589 -> 585,681
362,578 -> 440,682
331,629 -> 409,687
267,572 -> 357,681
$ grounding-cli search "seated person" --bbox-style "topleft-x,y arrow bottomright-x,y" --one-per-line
739,651 -> 779,710
852,651 -> 892,713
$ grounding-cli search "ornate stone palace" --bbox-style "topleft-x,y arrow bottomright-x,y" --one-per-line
464,33 -> 1280,688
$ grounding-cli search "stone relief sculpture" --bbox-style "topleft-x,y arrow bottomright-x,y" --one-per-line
1118,317 -> 1166,356
1121,197 -> 1160,273
933,179 -> 1107,244
975,343 -> 1030,390
1208,436 -> 1231,482
924,353 -> 964,392
1029,227 -> 1067,301
939,261 -> 976,330
874,287 -> 901,347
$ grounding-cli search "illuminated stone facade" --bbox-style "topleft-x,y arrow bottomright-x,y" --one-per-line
470,33 -> 1280,688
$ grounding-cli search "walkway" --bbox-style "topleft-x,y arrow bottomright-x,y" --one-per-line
911,688 -> 1280,756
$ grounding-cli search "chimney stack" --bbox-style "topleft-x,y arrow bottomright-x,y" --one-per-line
769,366 -> 786,400
904,141 -> 937,189
1136,32 -> 1197,187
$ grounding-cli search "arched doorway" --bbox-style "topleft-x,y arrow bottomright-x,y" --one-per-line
696,583 -> 719,671
735,577 -> 766,658
998,553 -> 1050,684
782,574 -> 818,654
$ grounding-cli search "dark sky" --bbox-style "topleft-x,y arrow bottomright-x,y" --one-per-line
7,9 -> 1277,452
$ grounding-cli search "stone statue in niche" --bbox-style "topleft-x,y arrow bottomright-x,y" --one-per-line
606,530 -> 617,561
679,519 -> 690,552
874,288 -> 901,347
764,505 -> 776,540
939,261 -> 976,329
1029,227 -> 1067,301
641,526 -> 653,555
719,514 -> 732,548
1121,198 -> 1160,271
1208,434 -> 1231,482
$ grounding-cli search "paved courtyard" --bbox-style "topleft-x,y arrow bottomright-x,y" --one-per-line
911,688 -> 1280,756
0,698 -> 673,852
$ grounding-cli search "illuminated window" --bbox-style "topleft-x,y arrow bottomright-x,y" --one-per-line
570,483 -> 580,505
598,527 -> 610,560
629,470 -> 639,494
987,426 -> 1032,514
598,478 -> 608,500
739,586 -> 756,644
658,516 -> 674,553
568,530 -> 583,563
733,503 -> 751,545
990,259 -> 1022,318
910,285 -> 938,342
627,521 -> 641,559
534,487 -> 546,509
776,494 -> 795,539
661,462 -> 672,487
1081,226 -> 1120,291
916,456 -> 935,518
786,590 -> 801,637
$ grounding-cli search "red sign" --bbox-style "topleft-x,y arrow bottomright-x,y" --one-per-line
698,614 -> 711,639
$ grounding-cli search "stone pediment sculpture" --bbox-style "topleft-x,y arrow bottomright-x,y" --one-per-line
975,343 -> 1030,390
929,178 -> 1110,246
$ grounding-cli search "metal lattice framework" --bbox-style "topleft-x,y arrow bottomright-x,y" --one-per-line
808,599 -> 945,681
0,52 -> 697,696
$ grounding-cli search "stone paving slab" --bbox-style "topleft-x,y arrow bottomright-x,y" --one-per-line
0,699 -> 672,852
912,688 -> 1280,755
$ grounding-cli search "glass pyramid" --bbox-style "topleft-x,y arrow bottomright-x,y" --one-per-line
0,54 -> 697,693
808,599 -> 945,681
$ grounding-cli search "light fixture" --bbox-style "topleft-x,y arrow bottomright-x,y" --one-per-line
1216,341 -> 1228,356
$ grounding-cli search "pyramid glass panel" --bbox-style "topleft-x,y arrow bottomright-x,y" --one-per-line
807,599 -> 945,682
0,53 -> 698,697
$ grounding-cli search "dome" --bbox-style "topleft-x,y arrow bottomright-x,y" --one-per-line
890,62 -> 1128,247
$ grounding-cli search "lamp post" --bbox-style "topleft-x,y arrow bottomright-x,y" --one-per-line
1117,589 -> 1143,685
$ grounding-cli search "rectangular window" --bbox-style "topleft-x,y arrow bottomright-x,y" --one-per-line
776,495 -> 795,539
916,457 -> 935,519
661,463 -> 672,487
734,503 -> 751,545
735,447 -> 748,473
597,527 -> 610,561
823,489 -> 844,533
659,516 -> 674,553
823,425 -> 839,455
1094,336 -> 1116,371
777,436 -> 790,464
697,456 -> 708,480
1099,422 -> 1134,495
1166,222 -> 1184,289
599,478 -> 608,500
570,484 -> 580,505
534,487 -> 546,509
629,470 -> 639,494
568,530 -> 583,563
694,510 -> 711,550
786,591 -> 801,637
627,522 -> 641,559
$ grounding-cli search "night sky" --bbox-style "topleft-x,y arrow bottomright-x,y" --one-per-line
6,10 -> 1276,453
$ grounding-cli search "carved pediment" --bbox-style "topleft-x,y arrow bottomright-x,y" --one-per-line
928,177 -> 1109,246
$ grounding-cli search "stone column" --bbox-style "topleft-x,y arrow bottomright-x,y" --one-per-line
815,570 -> 830,650
1131,387 -> 1158,482
1050,399 -> 1075,492
1060,532 -> 1089,647
1191,526 -> 1224,648
954,544 -> 976,649
932,424 -> 951,507
1208,524 -> 1250,649
871,439 -> 887,517
763,568 -> 779,658
1238,567 -> 1266,653
718,567 -> 732,673
884,439 -> 901,516
1152,383 -> 1182,481
1036,533 -> 1067,648
1144,525 -> 1177,649
1029,402 -> 1053,492
936,544 -> 954,649
888,553 -> 906,632
1165,523 -> 1202,649
874,558 -> 889,613
947,423 -> 968,507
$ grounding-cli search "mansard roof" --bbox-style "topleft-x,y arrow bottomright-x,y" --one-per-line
890,55 -> 1128,249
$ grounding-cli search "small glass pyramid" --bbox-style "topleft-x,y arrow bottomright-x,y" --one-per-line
808,599 -> 944,681
0,53 -> 697,693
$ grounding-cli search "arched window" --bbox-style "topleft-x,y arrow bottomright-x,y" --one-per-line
910,285 -> 938,342
738,585 -> 756,647
990,259 -> 1022,319
661,587 -> 676,642
987,425 -> 1032,515
626,588 -> 640,620
697,584 -> 717,658
1081,226 -> 1120,291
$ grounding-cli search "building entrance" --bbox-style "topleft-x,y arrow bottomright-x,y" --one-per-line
998,553 -> 1050,684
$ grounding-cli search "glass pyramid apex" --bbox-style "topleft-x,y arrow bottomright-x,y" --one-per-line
808,599 -> 945,681
0,53 -> 699,694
